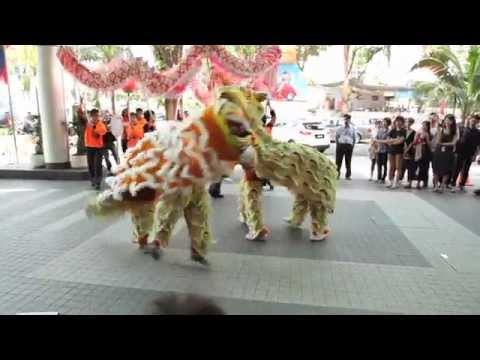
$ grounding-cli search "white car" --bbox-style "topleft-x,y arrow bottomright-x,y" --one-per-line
271,117 -> 330,152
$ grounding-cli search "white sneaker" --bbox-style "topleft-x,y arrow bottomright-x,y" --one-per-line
385,181 -> 392,188
283,217 -> 301,228
310,227 -> 331,241
390,181 -> 398,189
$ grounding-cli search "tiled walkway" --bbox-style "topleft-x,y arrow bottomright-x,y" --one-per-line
0,157 -> 479,314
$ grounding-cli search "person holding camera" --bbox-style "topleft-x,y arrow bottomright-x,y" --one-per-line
85,109 -> 107,190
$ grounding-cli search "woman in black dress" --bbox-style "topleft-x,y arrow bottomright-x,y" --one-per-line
375,116 -> 406,189
432,114 -> 459,193
402,118 -> 417,188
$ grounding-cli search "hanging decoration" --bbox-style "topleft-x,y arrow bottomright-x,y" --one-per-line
122,79 -> 137,93
57,45 -> 281,103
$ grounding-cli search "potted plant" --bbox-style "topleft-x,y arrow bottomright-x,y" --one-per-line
70,97 -> 88,168
30,115 -> 45,168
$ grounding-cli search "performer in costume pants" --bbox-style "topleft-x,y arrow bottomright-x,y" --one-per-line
285,193 -> 329,236
152,184 -> 212,263
131,202 -> 156,248
239,169 -> 269,241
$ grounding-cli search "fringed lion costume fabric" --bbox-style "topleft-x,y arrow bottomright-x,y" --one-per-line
225,87 -> 337,241
86,86 -> 266,263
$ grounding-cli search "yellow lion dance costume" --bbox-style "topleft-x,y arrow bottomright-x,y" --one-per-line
229,87 -> 337,241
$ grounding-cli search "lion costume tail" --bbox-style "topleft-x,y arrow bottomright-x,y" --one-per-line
85,188 -> 158,220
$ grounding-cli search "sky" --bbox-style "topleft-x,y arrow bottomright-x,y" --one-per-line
303,45 -> 436,86
130,45 -> 437,87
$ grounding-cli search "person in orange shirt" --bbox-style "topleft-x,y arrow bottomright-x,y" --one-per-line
85,108 -> 107,190
135,108 -> 146,129
126,112 -> 145,148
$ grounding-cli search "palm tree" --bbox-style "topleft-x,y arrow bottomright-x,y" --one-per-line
411,45 -> 480,121
413,81 -> 458,113
78,45 -> 132,114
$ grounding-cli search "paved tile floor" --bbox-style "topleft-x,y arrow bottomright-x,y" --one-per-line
1,156 -> 480,315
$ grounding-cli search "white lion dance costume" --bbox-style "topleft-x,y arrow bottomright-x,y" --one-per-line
86,87 -> 266,264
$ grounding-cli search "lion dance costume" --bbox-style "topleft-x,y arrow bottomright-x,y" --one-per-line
230,87 -> 337,241
86,87 -> 266,264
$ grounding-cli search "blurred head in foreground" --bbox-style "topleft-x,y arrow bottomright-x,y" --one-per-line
149,293 -> 226,315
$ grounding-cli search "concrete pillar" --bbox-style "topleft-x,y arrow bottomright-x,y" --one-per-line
37,46 -> 70,169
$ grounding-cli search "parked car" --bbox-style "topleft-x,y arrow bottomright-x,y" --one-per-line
271,115 -> 330,152
0,109 -> 10,128
352,118 -> 376,142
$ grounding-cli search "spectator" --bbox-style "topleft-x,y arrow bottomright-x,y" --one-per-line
402,118 -> 417,189
135,108 -> 145,128
450,114 -> 480,192
177,108 -> 184,121
432,114 -> 459,193
413,120 -> 433,189
265,109 -> 276,136
262,109 -> 276,191
375,117 -> 391,184
120,108 -> 129,153
143,110 -> 156,133
368,121 -> 380,181
429,112 -> 441,188
22,112 -> 34,134
126,111 -> 145,148
208,179 -> 224,199
375,116 -> 406,189
103,118 -> 120,176
85,109 -> 107,190
335,114 -> 356,180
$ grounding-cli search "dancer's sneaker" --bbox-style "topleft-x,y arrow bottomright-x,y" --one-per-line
145,240 -> 163,260
245,227 -> 269,241
459,186 -> 467,193
385,181 -> 392,188
283,217 -> 302,229
191,254 -> 210,266
310,227 -> 331,242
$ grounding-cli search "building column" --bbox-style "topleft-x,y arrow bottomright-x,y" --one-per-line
37,46 -> 70,169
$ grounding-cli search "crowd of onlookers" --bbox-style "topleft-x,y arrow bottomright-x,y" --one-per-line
335,111 -> 480,194
365,112 -> 480,193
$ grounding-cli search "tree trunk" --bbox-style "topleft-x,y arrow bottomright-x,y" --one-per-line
462,102 -> 469,124
341,45 -> 351,113
165,98 -> 179,120
111,90 -> 116,115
